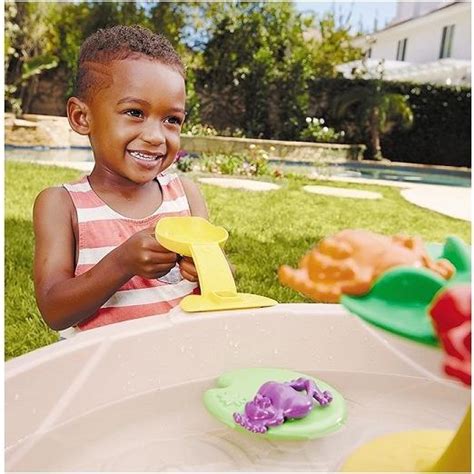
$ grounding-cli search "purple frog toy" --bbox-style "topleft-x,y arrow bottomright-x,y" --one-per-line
233,377 -> 333,433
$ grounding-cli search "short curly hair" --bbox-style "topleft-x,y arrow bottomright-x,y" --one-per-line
74,25 -> 185,100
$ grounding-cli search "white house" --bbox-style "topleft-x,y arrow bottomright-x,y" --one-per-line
339,1 -> 471,86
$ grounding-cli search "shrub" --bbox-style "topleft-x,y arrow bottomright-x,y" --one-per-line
197,146 -> 270,177
307,78 -> 470,167
182,123 -> 219,137
300,117 -> 345,143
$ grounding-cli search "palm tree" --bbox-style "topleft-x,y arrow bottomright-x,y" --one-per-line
332,81 -> 414,160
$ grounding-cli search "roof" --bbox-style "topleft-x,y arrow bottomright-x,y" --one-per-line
372,1 -> 467,35
336,58 -> 471,86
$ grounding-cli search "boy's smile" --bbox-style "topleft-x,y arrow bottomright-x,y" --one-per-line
84,57 -> 186,186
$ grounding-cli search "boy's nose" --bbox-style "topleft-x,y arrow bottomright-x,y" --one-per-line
141,121 -> 166,145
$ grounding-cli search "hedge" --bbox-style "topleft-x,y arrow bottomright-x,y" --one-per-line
307,78 -> 471,168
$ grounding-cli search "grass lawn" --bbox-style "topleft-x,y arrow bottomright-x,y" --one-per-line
5,161 -> 470,359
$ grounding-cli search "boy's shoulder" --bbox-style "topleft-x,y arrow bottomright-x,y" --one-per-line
33,185 -> 75,220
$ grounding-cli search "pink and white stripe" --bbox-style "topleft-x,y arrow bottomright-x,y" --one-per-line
63,172 -> 197,331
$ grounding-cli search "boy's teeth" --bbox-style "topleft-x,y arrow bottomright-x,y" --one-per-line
129,151 -> 158,161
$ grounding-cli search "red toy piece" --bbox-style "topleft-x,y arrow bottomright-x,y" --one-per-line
429,285 -> 471,386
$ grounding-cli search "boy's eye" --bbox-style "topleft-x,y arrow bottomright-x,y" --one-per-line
125,109 -> 143,119
165,116 -> 184,126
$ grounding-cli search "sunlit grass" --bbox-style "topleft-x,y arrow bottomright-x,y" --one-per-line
5,161 -> 470,359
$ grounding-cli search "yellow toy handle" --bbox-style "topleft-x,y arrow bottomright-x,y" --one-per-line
190,242 -> 237,296
155,216 -> 277,312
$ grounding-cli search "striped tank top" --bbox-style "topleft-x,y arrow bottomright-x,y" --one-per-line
63,172 -> 198,331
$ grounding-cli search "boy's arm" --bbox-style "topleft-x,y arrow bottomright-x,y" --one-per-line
180,176 -> 209,219
33,187 -> 176,331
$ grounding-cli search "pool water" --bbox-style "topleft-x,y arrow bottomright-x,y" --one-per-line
5,146 -> 94,163
338,162 -> 471,187
270,160 -> 471,187
6,371 -> 465,471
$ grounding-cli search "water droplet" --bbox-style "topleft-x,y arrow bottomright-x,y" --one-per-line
14,394 -> 19,401
180,346 -> 185,353
273,348 -> 279,355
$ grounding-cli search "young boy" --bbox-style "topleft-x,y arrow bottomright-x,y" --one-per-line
33,25 -> 208,334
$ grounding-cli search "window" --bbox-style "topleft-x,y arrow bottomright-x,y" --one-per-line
439,25 -> 455,59
396,38 -> 407,61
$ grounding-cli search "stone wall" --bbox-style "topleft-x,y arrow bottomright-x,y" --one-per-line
181,135 -> 364,162
5,113 -> 365,162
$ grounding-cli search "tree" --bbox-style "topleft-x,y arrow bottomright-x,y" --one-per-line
305,12 -> 363,79
5,1 -> 60,114
194,3 -> 363,139
332,80 -> 414,160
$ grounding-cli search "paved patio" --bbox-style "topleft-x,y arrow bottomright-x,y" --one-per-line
21,160 -> 472,221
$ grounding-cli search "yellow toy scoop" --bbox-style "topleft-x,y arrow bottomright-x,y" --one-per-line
155,216 -> 277,312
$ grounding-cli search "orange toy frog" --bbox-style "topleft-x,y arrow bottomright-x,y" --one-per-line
278,229 -> 455,303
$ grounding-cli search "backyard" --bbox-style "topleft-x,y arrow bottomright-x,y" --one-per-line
5,160 -> 470,359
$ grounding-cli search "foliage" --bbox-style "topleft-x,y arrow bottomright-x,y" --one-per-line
331,80 -> 413,160
5,1 -> 151,112
309,77 -> 471,167
305,13 -> 364,78
195,3 -> 362,140
5,161 -> 470,357
175,155 -> 195,173
174,150 -> 199,173
5,1 -> 60,114
380,83 -> 471,167
199,145 -> 270,177
182,123 -> 219,137
5,2 -> 469,167
300,117 -> 345,143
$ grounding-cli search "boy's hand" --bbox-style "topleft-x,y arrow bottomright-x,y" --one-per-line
178,256 -> 199,282
118,227 -> 178,279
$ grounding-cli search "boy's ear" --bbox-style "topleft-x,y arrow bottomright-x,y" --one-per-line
67,97 -> 90,135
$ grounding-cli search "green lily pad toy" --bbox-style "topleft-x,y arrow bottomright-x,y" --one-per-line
204,368 -> 346,440
342,236 -> 471,346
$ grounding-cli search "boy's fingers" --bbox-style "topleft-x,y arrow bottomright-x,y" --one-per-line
180,268 -> 198,282
151,251 -> 178,263
179,259 -> 198,278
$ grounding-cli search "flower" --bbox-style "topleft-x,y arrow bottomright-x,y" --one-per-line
319,118 -> 325,124
306,117 -> 312,124
175,149 -> 188,161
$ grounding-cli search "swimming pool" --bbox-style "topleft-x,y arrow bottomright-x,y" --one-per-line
5,145 -> 94,163
6,146 -> 471,188
269,159 -> 471,187
269,160 -> 471,187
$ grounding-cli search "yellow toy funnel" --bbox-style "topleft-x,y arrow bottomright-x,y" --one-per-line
155,216 -> 277,312
341,406 -> 471,472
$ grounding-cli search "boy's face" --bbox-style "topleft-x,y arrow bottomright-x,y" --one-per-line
85,58 -> 186,185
